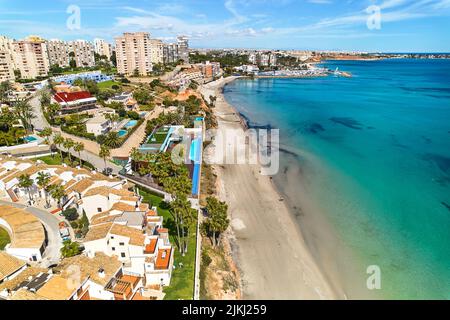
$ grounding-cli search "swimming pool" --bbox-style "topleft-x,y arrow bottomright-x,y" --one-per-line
125,120 -> 138,129
190,138 -> 202,196
118,130 -> 128,138
24,136 -> 38,143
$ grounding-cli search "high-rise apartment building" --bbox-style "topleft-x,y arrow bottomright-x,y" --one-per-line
163,43 -> 178,64
115,32 -> 153,76
177,36 -> 189,63
0,35 -> 16,81
69,40 -> 95,68
149,39 -> 164,65
13,36 -> 50,79
94,38 -> 112,60
46,39 -> 71,67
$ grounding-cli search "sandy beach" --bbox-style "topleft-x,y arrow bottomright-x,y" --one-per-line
200,77 -> 338,300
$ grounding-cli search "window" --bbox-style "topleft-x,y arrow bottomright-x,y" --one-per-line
112,247 -> 115,251
121,253 -> 126,258
119,242 -> 125,246
97,208 -> 102,213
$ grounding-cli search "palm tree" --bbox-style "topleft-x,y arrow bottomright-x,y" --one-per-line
99,145 -> 111,169
60,240 -> 81,258
50,184 -> 66,209
130,147 -> 143,173
18,174 -> 34,202
203,197 -> 230,248
104,131 -> 121,148
36,172 -> 51,208
53,133 -> 65,161
63,138 -> 75,165
0,81 -> 12,103
46,103 -> 61,123
73,142 -> 85,166
14,99 -> 35,133
38,127 -> 53,145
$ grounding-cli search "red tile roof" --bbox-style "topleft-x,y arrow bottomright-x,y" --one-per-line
54,91 -> 93,103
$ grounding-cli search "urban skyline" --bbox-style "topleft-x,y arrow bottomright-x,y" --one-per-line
1,0 -> 450,52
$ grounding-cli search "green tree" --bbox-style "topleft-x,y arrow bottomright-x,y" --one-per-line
104,131 -> 121,148
130,147 -> 144,173
53,133 -> 65,160
133,88 -> 152,105
39,91 -> 51,106
63,138 -> 75,165
18,174 -> 34,202
38,127 -> 53,145
36,172 -> 51,208
170,195 -> 196,255
0,81 -> 12,103
202,197 -> 230,248
99,145 -> 111,168
60,240 -> 81,258
73,142 -> 85,166
50,184 -> 66,208
14,99 -> 36,133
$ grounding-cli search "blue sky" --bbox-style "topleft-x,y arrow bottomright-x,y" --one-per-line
1,0 -> 450,52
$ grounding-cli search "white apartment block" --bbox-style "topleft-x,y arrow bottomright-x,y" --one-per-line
94,38 -> 112,60
13,36 -> 50,79
0,36 -> 16,82
46,39 -> 71,68
177,36 -> 189,63
115,32 -> 153,76
69,40 -> 95,68
149,39 -> 164,65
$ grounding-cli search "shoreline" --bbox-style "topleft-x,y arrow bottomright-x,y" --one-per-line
200,76 -> 339,300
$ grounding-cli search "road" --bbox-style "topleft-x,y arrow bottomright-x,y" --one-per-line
0,199 -> 62,267
29,90 -> 122,174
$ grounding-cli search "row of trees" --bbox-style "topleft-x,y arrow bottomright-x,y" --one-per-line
18,172 -> 66,208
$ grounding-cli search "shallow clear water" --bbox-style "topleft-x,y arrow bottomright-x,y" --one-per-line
224,59 -> 450,299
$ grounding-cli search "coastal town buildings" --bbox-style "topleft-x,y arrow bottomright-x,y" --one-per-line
0,36 -> 16,81
177,36 -> 190,63
46,39 -> 71,68
12,36 -> 50,79
69,40 -> 95,68
94,38 -> 112,60
51,70 -> 114,86
86,115 -> 112,136
149,39 -> 164,65
115,32 -> 153,76
0,205 -> 46,262
52,91 -> 98,114
0,252 -> 27,284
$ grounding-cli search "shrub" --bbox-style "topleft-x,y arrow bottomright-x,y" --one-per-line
62,208 -> 79,221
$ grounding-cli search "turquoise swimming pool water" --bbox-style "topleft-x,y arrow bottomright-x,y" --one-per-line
118,130 -> 128,138
224,59 -> 450,299
24,136 -> 38,143
125,120 -> 138,128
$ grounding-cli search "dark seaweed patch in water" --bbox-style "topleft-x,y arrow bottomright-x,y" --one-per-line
330,117 -> 364,130
390,134 -> 409,149
239,112 -> 272,130
367,126 -> 376,130
423,153 -> 450,175
441,202 -> 450,213
307,123 -> 325,134
421,136 -> 432,144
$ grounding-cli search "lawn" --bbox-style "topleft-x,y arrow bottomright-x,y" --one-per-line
35,154 -> 95,170
139,189 -> 197,300
0,227 -> 10,250
98,80 -> 122,90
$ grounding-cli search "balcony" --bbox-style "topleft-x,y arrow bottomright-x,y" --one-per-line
105,273 -> 142,300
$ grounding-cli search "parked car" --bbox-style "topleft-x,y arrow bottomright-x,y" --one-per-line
59,221 -> 70,241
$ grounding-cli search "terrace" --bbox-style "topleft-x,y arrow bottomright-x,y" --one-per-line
105,272 -> 142,300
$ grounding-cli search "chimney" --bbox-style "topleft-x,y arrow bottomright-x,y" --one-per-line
98,268 -> 105,279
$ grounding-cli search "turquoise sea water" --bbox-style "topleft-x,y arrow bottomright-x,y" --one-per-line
224,59 -> 450,299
